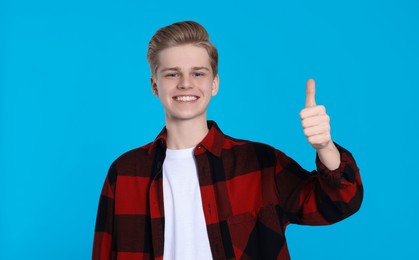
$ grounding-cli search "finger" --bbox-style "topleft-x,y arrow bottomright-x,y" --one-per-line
301,114 -> 330,128
303,124 -> 331,137
307,133 -> 332,147
299,105 -> 326,119
305,78 -> 316,108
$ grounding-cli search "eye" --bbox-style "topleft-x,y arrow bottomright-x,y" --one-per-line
192,72 -> 205,77
165,73 -> 179,78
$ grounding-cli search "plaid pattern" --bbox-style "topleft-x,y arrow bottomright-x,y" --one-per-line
93,121 -> 363,260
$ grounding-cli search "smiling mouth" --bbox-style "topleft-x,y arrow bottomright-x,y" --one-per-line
173,95 -> 199,102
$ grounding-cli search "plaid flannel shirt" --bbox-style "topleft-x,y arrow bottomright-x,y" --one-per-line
93,121 -> 363,259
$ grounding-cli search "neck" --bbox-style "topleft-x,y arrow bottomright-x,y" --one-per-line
165,118 -> 209,149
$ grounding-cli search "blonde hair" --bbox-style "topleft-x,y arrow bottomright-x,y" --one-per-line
147,21 -> 218,77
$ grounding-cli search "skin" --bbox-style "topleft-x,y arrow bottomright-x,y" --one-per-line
150,44 -> 219,149
300,79 -> 341,170
151,44 -> 340,170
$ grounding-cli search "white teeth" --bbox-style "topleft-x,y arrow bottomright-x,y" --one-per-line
175,96 -> 197,102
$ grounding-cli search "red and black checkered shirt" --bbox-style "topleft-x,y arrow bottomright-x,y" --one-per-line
93,121 -> 363,260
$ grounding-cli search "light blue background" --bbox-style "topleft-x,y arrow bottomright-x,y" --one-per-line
1,0 -> 418,259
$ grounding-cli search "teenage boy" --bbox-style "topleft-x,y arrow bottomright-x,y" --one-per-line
93,21 -> 363,260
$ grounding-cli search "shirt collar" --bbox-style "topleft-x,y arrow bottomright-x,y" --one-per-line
147,127 -> 168,155
147,120 -> 225,157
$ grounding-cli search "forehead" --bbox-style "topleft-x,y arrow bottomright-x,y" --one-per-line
157,44 -> 211,71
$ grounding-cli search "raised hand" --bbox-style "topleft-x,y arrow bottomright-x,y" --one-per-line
300,79 -> 332,151
299,79 -> 341,170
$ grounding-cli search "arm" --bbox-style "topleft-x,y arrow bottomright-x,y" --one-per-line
274,144 -> 363,225
274,79 -> 363,225
92,161 -> 117,260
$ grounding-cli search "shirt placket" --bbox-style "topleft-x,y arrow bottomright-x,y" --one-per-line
194,145 -> 227,259
149,147 -> 165,259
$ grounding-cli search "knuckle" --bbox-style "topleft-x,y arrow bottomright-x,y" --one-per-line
308,136 -> 314,143
325,125 -> 331,132
309,136 -> 318,144
299,110 -> 305,118
321,134 -> 331,143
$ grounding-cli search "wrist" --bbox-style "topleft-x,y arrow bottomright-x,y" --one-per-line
317,141 -> 341,171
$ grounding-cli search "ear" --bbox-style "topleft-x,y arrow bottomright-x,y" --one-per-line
211,74 -> 220,96
150,76 -> 158,97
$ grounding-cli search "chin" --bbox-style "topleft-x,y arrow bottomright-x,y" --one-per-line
168,112 -> 207,122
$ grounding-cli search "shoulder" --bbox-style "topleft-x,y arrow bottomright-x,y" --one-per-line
117,141 -> 154,162
223,134 -> 277,152
108,141 -> 157,178
222,134 -> 282,167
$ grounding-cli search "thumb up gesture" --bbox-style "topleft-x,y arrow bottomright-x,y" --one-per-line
299,79 -> 332,151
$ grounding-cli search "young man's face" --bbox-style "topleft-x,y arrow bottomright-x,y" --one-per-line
151,44 -> 219,124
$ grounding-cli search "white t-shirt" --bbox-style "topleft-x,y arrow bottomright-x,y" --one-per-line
162,147 -> 213,260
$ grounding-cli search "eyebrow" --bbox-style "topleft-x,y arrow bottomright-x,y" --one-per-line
160,67 -> 180,73
159,66 -> 211,73
191,66 -> 211,71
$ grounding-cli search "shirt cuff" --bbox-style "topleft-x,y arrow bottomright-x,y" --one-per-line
315,142 -> 358,187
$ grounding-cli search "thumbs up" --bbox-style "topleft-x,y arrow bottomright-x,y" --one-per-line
300,79 -> 332,151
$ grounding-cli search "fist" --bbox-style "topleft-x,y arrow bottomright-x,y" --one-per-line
300,79 -> 332,150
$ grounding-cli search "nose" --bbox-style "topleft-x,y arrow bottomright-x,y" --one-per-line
178,74 -> 192,90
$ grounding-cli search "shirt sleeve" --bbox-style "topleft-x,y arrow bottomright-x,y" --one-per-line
92,161 -> 117,260
274,142 -> 363,225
